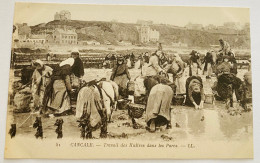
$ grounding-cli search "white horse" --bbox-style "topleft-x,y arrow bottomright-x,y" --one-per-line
99,80 -> 119,122
76,80 -> 119,123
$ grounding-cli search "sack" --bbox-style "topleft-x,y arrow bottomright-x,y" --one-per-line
14,87 -> 32,111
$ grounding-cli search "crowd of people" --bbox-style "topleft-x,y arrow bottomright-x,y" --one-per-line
12,39 -> 252,137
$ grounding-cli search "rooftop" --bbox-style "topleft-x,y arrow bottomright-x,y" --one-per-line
55,29 -> 77,35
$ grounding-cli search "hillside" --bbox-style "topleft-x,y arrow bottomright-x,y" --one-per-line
30,20 -> 250,48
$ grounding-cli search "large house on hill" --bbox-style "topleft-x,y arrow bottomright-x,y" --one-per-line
52,29 -> 77,44
137,25 -> 160,43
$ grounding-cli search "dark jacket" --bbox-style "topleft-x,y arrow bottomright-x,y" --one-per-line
110,63 -> 130,80
203,52 -> 214,71
71,57 -> 84,78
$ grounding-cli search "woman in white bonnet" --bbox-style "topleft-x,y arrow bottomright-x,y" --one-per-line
42,58 -> 75,116
31,59 -> 53,111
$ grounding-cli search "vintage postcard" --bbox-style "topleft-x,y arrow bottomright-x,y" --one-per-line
4,2 -> 253,159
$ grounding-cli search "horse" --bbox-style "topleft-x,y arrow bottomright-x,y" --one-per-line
75,80 -> 118,139
98,80 -> 119,122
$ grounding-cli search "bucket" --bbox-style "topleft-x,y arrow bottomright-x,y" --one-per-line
172,94 -> 185,105
205,94 -> 214,104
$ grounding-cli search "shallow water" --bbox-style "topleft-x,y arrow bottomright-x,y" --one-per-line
8,68 -> 252,141
9,101 -> 252,142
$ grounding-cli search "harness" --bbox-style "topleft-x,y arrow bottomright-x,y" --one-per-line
99,82 -> 115,107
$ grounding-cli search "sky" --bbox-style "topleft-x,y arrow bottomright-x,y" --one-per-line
13,2 -> 250,27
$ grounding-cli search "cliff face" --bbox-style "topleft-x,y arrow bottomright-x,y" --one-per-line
151,25 -> 250,48
30,20 -> 250,48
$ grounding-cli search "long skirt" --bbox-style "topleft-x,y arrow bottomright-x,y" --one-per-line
47,80 -> 71,113
76,86 -> 104,128
190,63 -> 198,76
175,75 -> 186,94
203,63 -> 213,76
146,84 -> 173,126
114,74 -> 129,97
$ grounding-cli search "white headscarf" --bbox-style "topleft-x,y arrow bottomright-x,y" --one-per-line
59,58 -> 75,67
34,59 -> 44,67
71,48 -> 80,54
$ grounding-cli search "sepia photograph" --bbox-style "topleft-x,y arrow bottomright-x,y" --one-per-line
4,2 -> 253,159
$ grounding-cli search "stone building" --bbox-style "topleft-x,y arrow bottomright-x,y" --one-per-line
149,29 -> 160,42
137,25 -> 160,43
26,35 -> 46,44
54,10 -> 71,21
52,29 -> 77,44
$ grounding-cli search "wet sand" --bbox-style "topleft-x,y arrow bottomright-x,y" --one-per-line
8,67 -> 253,142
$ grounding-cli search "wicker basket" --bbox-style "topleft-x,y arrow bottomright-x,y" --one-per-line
117,99 -> 130,110
172,95 -> 185,105
127,103 -> 145,119
134,95 -> 146,105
